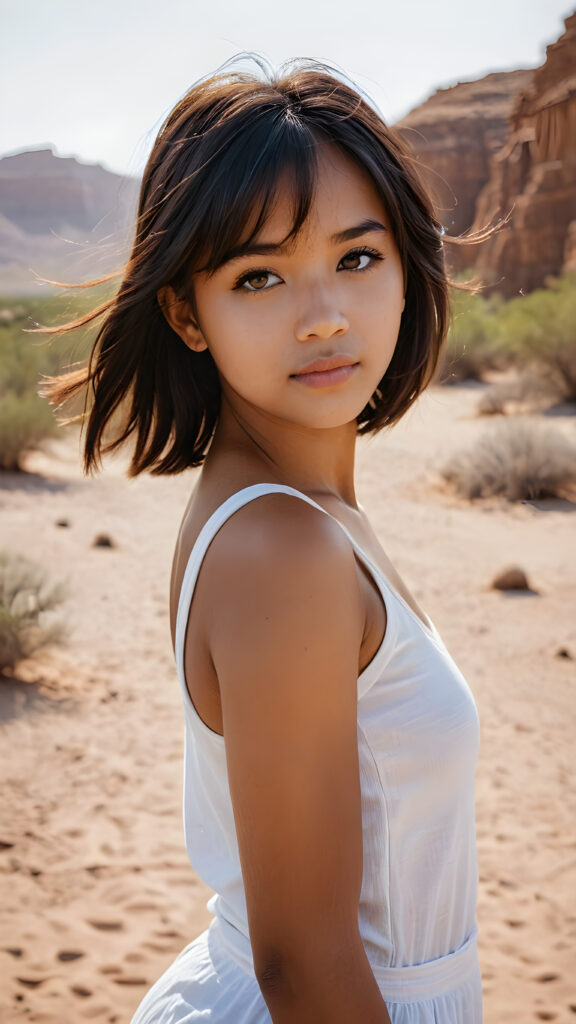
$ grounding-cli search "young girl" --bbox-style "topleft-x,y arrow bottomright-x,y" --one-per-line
44,55 -> 490,1023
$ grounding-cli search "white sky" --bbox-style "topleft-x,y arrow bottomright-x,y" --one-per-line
1,0 -> 573,177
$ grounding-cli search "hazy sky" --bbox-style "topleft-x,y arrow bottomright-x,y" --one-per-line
2,0 -> 573,177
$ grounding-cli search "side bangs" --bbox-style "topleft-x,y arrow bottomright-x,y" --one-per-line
190,112 -> 323,278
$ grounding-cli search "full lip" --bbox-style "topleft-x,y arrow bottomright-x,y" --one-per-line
291,354 -> 359,376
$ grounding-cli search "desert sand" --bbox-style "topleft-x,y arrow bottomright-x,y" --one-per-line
0,381 -> 575,1023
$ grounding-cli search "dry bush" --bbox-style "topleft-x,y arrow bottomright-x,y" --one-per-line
0,391 -> 57,470
435,288 -> 504,385
440,418 -> 576,501
0,291 -> 110,471
494,272 -> 576,401
438,346 -> 502,385
0,551 -> 68,675
476,371 -> 561,417
541,341 -> 576,403
437,272 -> 576,392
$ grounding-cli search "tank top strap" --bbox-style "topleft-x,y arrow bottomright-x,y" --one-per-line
175,483 -> 398,717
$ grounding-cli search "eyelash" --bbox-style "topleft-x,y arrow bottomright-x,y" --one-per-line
232,246 -> 385,294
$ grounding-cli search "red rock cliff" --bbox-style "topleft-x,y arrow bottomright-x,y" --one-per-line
455,11 -> 576,295
394,70 -> 533,237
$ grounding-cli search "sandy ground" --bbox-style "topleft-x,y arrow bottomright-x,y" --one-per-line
0,382 -> 575,1024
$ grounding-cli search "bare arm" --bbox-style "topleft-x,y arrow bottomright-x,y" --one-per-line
202,495 -> 392,1024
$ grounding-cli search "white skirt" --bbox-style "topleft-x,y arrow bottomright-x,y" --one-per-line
130,918 -> 482,1023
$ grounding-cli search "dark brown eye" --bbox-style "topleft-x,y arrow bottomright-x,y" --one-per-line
341,253 -> 362,269
246,273 -> 269,290
339,247 -> 384,272
234,269 -> 282,293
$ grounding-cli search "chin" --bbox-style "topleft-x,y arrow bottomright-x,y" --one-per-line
293,404 -> 367,431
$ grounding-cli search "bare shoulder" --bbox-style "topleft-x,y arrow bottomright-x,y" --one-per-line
205,490 -> 358,580
196,491 -> 365,645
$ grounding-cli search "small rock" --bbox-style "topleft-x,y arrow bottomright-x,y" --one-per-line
555,647 -> 573,660
92,534 -> 115,549
70,984 -> 92,997
491,566 -> 531,591
55,519 -> 70,528
86,919 -> 124,931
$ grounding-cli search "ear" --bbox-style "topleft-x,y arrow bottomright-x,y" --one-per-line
157,285 -> 208,353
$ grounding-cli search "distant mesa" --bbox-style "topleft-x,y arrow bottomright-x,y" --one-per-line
0,147 -> 136,235
0,147 -> 139,293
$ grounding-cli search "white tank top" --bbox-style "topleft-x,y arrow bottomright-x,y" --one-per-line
174,483 -> 480,979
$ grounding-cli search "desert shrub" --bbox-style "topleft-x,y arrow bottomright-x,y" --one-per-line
492,273 -> 576,401
436,272 -> 576,395
0,390 -> 58,470
440,418 -> 576,501
476,370 -> 560,417
0,551 -> 68,674
436,288 -> 504,384
0,287 -> 113,470
0,290 -> 110,394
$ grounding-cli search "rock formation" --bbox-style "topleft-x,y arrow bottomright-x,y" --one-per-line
0,148 -> 137,237
452,12 -> 576,295
394,70 -> 533,238
0,149 -> 138,292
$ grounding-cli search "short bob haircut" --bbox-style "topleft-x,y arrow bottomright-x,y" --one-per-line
41,55 -> 495,476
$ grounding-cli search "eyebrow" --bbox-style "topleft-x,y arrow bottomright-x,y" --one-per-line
219,218 -> 388,267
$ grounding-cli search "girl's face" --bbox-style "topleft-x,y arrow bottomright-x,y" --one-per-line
175,143 -> 405,432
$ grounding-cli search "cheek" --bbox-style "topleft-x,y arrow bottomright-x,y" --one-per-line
361,280 -> 404,337
381,277 -> 405,328
202,303 -> 275,386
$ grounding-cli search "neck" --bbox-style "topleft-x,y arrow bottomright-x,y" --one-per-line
206,392 -> 359,509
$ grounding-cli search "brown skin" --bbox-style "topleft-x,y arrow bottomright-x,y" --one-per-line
159,143 -> 432,1022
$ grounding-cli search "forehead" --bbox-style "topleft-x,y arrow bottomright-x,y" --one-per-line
312,142 -> 386,208
245,141 -> 390,245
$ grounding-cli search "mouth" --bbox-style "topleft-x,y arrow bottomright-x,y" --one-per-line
291,354 -> 358,376
290,358 -> 360,389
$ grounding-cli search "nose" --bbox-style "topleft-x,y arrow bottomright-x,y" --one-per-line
294,286 -> 349,342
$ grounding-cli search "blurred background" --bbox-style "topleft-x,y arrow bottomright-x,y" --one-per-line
1,0 -> 574,293
1,4 -> 575,1024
